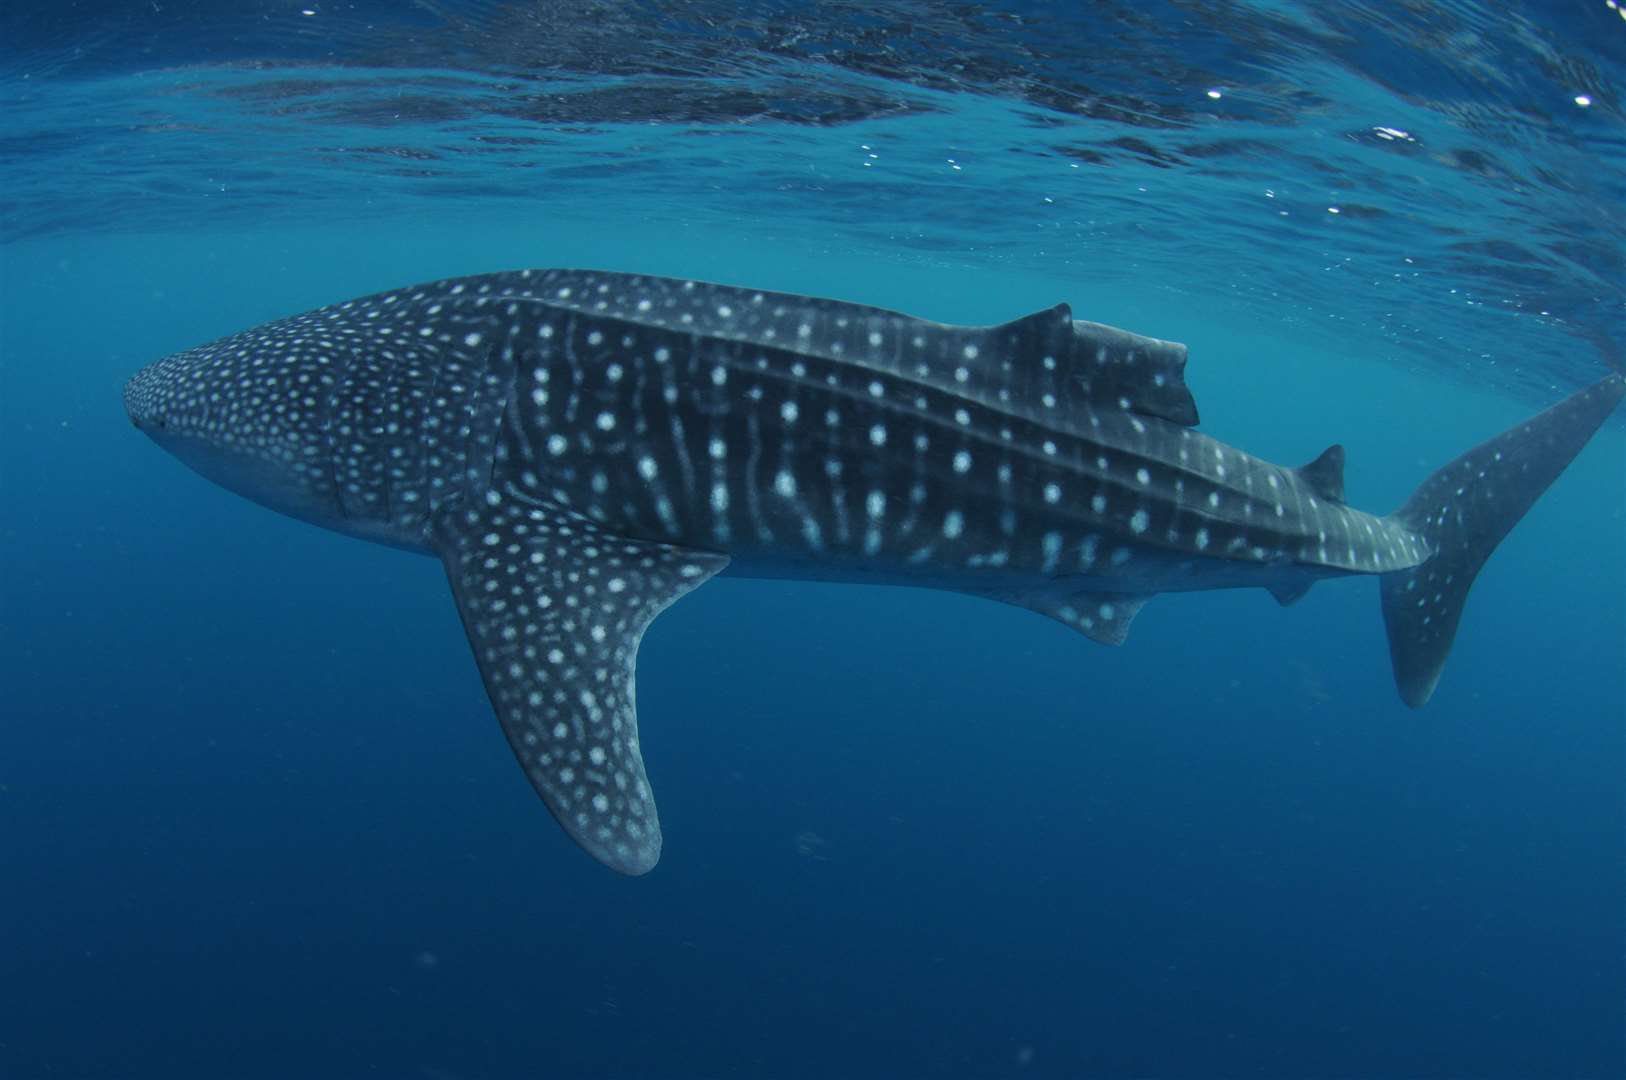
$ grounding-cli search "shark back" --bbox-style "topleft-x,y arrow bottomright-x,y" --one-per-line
488,268 -> 1201,429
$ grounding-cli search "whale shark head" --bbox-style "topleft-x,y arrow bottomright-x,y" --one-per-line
124,327 -> 391,545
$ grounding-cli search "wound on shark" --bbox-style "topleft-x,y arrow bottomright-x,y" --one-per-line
124,270 -> 1626,875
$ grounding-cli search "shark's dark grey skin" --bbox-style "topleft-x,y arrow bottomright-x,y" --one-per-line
124,269 -> 1626,874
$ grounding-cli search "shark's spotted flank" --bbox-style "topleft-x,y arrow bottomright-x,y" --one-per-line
124,269 -> 1626,874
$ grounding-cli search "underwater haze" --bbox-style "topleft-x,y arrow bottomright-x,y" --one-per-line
3,2 -> 1624,1077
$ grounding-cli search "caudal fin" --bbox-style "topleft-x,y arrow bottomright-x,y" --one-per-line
1381,374 -> 1625,707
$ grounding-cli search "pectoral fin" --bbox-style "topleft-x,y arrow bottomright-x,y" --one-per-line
433,495 -> 728,875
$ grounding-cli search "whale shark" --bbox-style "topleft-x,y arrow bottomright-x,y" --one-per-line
124,269 -> 1625,874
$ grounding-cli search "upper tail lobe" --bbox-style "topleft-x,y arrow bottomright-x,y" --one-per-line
1380,375 -> 1624,707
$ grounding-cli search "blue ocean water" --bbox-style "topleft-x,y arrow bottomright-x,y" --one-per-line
3,3 -> 1623,1077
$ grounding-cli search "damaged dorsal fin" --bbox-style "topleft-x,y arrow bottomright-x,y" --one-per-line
1066,318 -> 1198,426
1294,444 -> 1346,502
980,307 -> 1199,427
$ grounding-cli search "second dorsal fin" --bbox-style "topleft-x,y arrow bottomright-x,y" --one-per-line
1294,444 -> 1346,502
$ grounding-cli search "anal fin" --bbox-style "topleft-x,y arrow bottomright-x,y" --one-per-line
433,495 -> 728,875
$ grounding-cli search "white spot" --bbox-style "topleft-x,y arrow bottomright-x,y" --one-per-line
1130,510 -> 1149,534
867,491 -> 886,519
869,424 -> 888,447
1044,483 -> 1062,504
708,438 -> 726,460
943,510 -> 964,539
638,456 -> 658,480
774,471 -> 797,497
1135,468 -> 1150,485
780,401 -> 799,423
711,484 -> 729,512
1195,528 -> 1210,550
464,332 -> 483,347
1042,532 -> 1062,570
596,412 -> 616,431
953,451 -> 972,473
1091,494 -> 1107,513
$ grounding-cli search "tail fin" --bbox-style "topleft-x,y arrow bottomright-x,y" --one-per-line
1381,374 -> 1624,707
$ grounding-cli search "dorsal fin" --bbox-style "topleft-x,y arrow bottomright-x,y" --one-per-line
1068,319 -> 1199,426
1294,444 -> 1346,502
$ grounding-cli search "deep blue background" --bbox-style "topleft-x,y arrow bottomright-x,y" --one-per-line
2,222 -> 1621,1078
3,0 -> 1625,1073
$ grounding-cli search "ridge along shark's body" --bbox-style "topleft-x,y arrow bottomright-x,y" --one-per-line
124,269 -> 1626,875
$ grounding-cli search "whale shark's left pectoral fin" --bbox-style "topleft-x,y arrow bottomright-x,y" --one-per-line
432,498 -> 728,875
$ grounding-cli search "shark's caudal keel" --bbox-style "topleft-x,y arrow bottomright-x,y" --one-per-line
123,269 -> 1625,874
